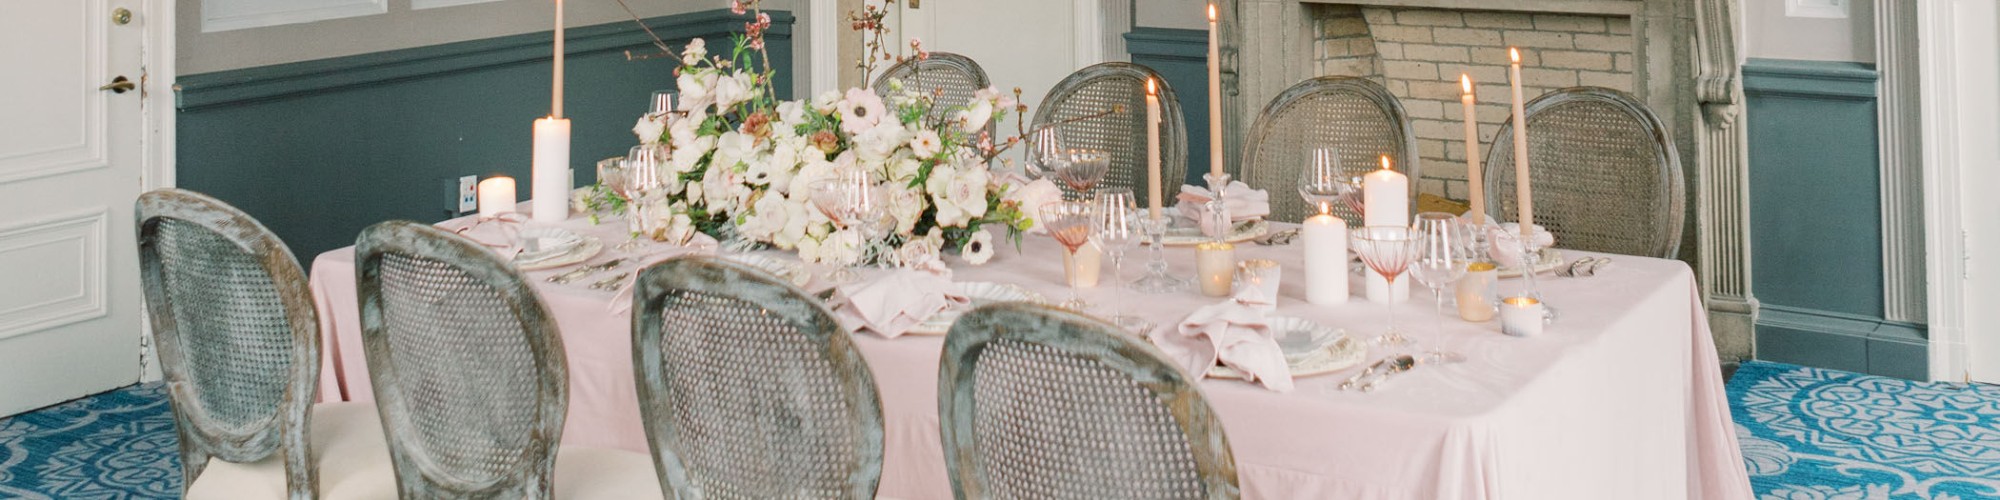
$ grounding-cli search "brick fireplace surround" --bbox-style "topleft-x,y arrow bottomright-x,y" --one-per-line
1218,0 -> 1752,361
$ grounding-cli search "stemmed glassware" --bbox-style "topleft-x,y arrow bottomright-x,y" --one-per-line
809,168 -> 883,284
619,144 -> 670,251
1027,128 -> 1065,179
1041,201 -> 1099,311
1410,212 -> 1471,363
1299,148 -> 1344,216
649,90 -> 677,116
1351,226 -> 1422,346
1054,149 -> 1111,201
1095,189 -> 1152,333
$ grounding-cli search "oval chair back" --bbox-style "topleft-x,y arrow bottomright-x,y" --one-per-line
873,52 -> 993,133
1240,76 -> 1420,224
1482,87 -> 1685,258
1031,62 -> 1190,209
136,188 -> 321,497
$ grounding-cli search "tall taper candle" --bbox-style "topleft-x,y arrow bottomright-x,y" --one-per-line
1460,74 -> 1485,225
553,0 -> 565,118
532,117 -> 571,223
1508,48 -> 1532,239
1206,4 -> 1224,178
1146,78 -> 1164,222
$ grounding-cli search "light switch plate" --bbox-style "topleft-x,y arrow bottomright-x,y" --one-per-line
458,175 -> 478,214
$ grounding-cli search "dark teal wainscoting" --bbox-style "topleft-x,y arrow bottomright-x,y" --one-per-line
1743,58 -> 1926,380
175,10 -> 793,263
1125,27 -> 1209,187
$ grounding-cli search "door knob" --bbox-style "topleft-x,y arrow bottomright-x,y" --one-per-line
99,76 -> 134,94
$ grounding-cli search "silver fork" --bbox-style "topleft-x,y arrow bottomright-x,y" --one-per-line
548,258 -> 626,284
588,272 -> 630,291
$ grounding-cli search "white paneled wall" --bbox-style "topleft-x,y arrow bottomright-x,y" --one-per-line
201,0 -> 386,32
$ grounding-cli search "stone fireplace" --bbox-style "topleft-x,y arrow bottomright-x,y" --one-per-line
1219,0 -> 1752,361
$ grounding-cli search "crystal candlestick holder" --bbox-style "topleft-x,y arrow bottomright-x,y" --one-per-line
1131,212 -> 1189,293
1201,172 -> 1233,241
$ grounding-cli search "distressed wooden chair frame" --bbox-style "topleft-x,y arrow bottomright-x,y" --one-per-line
938,302 -> 1240,499
1483,86 -> 1686,259
137,188 -> 322,498
354,220 -> 568,498
630,255 -> 886,499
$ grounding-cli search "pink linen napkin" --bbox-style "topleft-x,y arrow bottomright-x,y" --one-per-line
828,262 -> 969,338
1486,223 -> 1556,268
1150,286 -> 1294,392
1176,181 -> 1272,237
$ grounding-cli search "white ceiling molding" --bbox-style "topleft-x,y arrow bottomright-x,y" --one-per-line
201,0 -> 386,33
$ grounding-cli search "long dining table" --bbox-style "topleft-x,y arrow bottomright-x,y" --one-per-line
307,210 -> 1752,499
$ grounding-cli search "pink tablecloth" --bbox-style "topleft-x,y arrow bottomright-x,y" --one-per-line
308,214 -> 1751,499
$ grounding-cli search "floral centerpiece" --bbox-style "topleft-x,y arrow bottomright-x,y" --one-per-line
616,0 -> 1067,267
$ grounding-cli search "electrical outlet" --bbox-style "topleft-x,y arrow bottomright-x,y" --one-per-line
458,175 -> 479,214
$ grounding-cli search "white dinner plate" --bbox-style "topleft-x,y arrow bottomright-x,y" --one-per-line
903,282 -> 1046,336
726,254 -> 811,288
1158,219 -> 1270,247
513,230 -> 603,271
1496,249 -> 1564,278
1208,317 -> 1365,380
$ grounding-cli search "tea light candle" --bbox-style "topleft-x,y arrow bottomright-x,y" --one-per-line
1500,296 -> 1544,336
477,176 -> 516,218
1302,212 -> 1348,305
1456,261 -> 1497,321
1196,241 -> 1235,297
1062,241 -> 1103,288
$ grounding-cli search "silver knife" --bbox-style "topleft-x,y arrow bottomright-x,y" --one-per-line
548,258 -> 626,284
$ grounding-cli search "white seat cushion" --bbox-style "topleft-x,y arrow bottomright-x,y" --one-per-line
185,401 -> 395,499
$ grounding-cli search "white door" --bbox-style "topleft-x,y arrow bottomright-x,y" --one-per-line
891,0 -> 1103,137
0,0 -> 147,416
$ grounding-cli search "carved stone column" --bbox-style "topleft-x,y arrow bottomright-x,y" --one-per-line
1692,0 -> 1754,362
1222,0 -> 1314,177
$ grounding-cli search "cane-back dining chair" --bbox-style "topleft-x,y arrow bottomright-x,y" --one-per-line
630,256 -> 886,499
355,221 -> 659,499
1482,87 -> 1685,259
938,303 -> 1240,500
1240,76 -> 1420,224
873,52 -> 992,128
136,188 -> 392,499
1031,62 -> 1189,208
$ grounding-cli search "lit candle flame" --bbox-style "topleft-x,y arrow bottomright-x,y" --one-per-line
1380,155 -> 1391,171
1147,78 -> 1157,96
1509,47 -> 1520,64
1208,3 -> 1217,22
1461,74 -> 1472,95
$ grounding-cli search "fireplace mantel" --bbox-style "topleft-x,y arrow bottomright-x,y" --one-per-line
1220,0 -> 1753,361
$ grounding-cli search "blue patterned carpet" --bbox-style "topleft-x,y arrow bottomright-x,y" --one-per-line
0,384 -> 179,499
1,365 -> 1996,499
1731,361 -> 2000,499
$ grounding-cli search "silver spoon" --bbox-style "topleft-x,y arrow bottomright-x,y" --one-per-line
1360,355 -> 1418,392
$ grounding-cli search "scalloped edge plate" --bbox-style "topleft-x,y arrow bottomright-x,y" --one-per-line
904,282 -> 1047,336
1208,317 -> 1364,380
1158,219 -> 1270,247
725,254 -> 811,288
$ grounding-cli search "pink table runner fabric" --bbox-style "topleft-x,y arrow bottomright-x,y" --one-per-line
309,216 -> 1750,499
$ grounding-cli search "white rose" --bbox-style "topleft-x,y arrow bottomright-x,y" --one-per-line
789,155 -> 836,198
668,110 -> 707,150
960,229 -> 995,265
712,131 -> 757,170
854,121 -> 909,163
812,90 -> 842,114
885,188 -> 924,235
633,115 -> 667,145
956,100 -> 994,133
796,235 -> 823,262
909,130 -> 943,159
740,190 -> 790,240
677,70 -> 720,111
680,38 -> 708,66
775,198 -> 812,248
819,229 -> 865,266
1003,178 -> 1064,234
713,72 -> 756,110
887,155 -> 922,185
926,165 -> 990,227
895,237 -> 942,269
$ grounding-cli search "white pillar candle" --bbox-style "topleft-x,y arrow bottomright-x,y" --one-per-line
1366,271 -> 1409,305
1362,156 -> 1409,227
1196,241 -> 1235,297
1062,241 -> 1102,288
1461,74 -> 1485,225
1507,48 -> 1533,240
1206,4 -> 1224,178
1500,296 -> 1544,337
1457,261 -> 1497,321
531,117 -> 572,223
1302,213 -> 1349,305
477,176 -> 516,218
1146,78 -> 1165,222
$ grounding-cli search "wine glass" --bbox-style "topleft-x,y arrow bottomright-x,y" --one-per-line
1298,147 -> 1344,216
1410,213 -> 1471,363
1026,127 -> 1065,179
649,90 -> 677,117
1351,226 -> 1421,346
810,169 -> 881,284
1041,201 -> 1098,311
621,144 -> 671,251
1054,148 -> 1110,201
1095,189 -> 1151,333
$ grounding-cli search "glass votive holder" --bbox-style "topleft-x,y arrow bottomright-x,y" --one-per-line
1456,261 -> 1498,322
1196,242 -> 1235,297
1235,259 -> 1281,311
1500,296 -> 1544,337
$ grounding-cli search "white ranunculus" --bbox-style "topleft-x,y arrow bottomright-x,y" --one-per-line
1003,177 -> 1063,234
887,155 -> 922,185
712,131 -> 757,170
713,72 -> 756,110
926,165 -> 990,227
633,115 -> 667,145
909,130 -> 943,159
818,229 -> 865,266
775,198 -> 812,248
677,70 -> 720,111
854,121 -> 909,163
680,38 -> 708,66
740,190 -> 790,240
812,90 -> 842,114
960,229 -> 995,265
795,234 -> 822,262
956,100 -> 994,133
668,110 -> 707,150
775,101 -> 808,127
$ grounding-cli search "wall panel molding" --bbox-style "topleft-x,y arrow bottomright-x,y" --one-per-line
201,0 -> 387,33
0,210 -> 108,340
1875,0 -> 1925,325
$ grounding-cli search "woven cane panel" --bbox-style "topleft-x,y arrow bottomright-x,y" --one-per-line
879,60 -> 984,126
1044,76 -> 1178,209
969,339 -> 1202,500
1244,93 -> 1405,224
376,253 -> 541,485
1486,100 -> 1669,257
656,289 -> 859,499
154,219 -> 291,436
